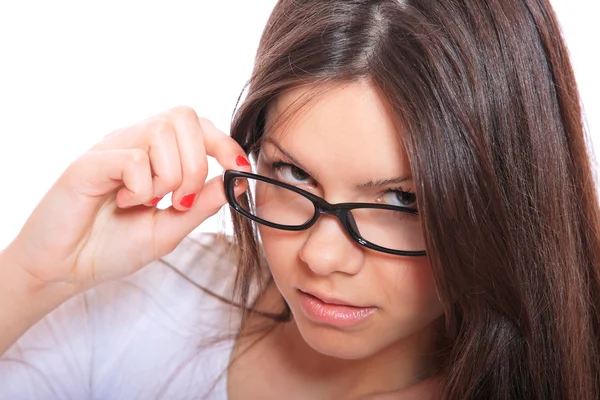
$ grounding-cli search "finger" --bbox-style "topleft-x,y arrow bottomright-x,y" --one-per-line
198,117 -> 252,172
165,107 -> 209,211
66,149 -> 153,208
93,117 -> 184,208
153,175 -> 247,252
142,118 -> 183,205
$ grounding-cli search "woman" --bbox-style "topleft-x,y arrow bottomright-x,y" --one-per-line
1,0 -> 599,399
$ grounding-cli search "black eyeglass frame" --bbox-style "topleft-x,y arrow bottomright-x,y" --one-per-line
223,169 -> 426,257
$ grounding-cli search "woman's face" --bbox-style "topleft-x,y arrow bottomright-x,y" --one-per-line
256,80 -> 444,360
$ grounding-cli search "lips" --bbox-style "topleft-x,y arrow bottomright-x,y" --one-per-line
297,289 -> 377,328
300,289 -> 365,308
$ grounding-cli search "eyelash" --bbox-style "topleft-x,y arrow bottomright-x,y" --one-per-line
389,186 -> 415,197
266,158 -> 417,207
387,187 -> 417,209
270,159 -> 299,172
268,158 -> 306,174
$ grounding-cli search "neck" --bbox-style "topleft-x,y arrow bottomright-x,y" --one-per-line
275,318 -> 441,398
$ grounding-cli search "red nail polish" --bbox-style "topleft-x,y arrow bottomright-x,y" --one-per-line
151,197 -> 162,206
236,155 -> 250,167
180,193 -> 196,208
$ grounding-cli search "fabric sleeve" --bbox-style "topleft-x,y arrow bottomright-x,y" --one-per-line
0,231 -> 240,400
0,291 -> 94,399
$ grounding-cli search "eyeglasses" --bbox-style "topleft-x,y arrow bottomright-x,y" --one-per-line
223,169 -> 427,257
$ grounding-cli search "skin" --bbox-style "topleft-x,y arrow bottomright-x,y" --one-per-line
0,78 -> 443,398
0,107 -> 252,356
228,80 -> 445,399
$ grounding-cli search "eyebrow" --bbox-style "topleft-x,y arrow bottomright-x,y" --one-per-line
262,137 -> 413,189
357,176 -> 413,189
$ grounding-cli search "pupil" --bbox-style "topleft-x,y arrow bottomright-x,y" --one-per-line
397,191 -> 415,206
291,166 -> 308,180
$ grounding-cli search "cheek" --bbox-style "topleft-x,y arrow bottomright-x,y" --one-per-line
258,226 -> 300,286
379,258 -> 443,322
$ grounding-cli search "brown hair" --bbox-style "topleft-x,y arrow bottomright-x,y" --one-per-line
228,0 -> 600,398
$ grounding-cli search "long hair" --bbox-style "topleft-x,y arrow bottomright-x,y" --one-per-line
228,1 -> 600,398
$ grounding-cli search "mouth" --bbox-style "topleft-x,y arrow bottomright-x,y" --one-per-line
296,289 -> 377,328
300,289 -> 364,307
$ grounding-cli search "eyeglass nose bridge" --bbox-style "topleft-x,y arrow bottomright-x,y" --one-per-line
307,200 -> 366,249
311,200 -> 352,227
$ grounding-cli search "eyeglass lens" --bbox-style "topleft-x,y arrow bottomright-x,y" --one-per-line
232,177 -> 425,252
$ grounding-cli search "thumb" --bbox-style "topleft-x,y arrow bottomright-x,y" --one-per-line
153,174 -> 244,250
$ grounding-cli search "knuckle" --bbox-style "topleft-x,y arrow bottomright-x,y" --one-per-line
127,149 -> 148,166
148,117 -> 175,138
170,106 -> 199,122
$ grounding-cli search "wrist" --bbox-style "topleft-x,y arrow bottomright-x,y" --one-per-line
0,247 -> 78,316
0,248 -> 79,355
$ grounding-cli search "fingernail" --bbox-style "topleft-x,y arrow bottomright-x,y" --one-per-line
180,193 -> 196,208
236,155 -> 250,167
151,197 -> 162,206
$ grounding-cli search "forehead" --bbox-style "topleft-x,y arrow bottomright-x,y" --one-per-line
264,80 -> 411,183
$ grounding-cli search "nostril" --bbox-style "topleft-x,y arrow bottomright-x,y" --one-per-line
298,222 -> 365,277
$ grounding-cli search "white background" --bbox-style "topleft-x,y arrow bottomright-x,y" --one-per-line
0,0 -> 598,249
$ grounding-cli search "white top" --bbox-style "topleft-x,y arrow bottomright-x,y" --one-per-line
0,231 -> 244,400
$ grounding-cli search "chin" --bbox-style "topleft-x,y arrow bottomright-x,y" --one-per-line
291,310 -> 389,360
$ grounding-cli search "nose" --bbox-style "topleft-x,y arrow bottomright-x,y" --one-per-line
298,213 -> 365,276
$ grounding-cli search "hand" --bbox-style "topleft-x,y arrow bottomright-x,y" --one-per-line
3,106 -> 250,291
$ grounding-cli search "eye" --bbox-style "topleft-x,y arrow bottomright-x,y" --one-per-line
381,189 -> 417,208
272,162 -> 314,185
